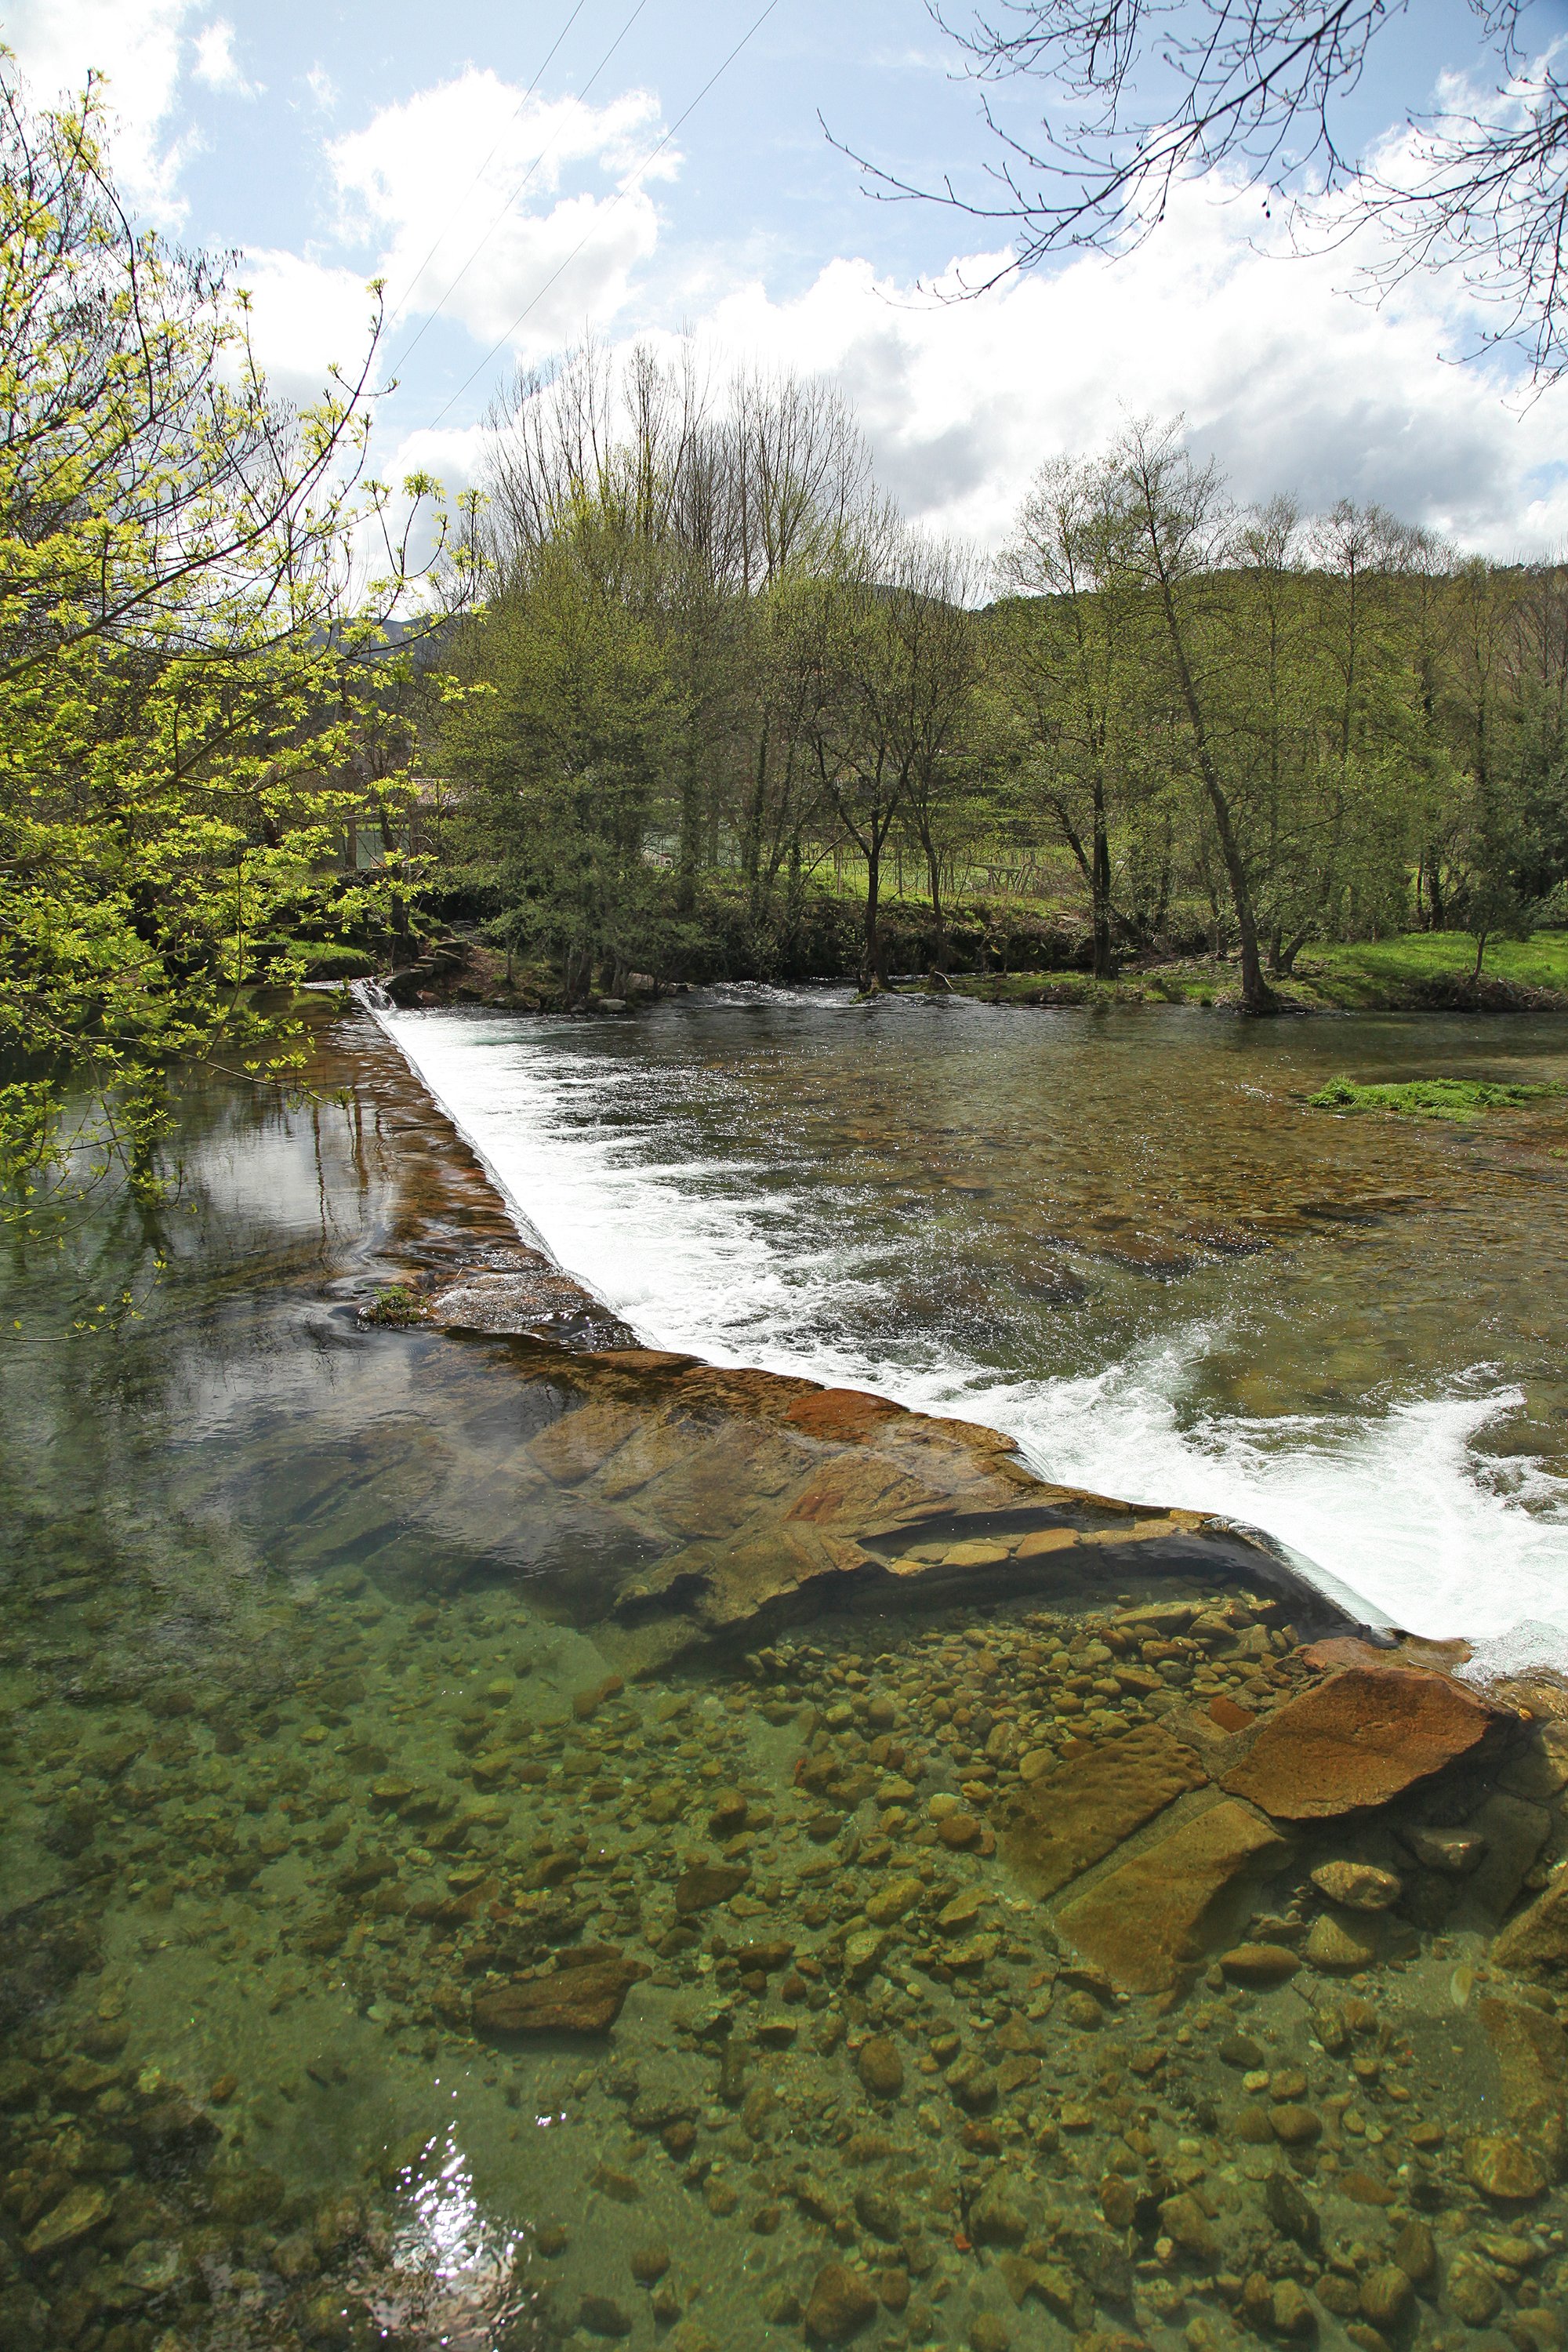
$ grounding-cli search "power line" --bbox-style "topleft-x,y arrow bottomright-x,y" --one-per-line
382,0 -> 591,346
420,0 -> 782,434
387,0 -> 654,377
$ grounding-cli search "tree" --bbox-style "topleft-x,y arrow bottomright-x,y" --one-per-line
844,2 -> 1568,381
1110,423 -> 1277,1011
440,518 -> 684,1004
995,455 -> 1148,977
0,70 -> 462,1214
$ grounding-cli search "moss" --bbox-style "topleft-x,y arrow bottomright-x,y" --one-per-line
1307,1075 -> 1565,1122
359,1283 -> 425,1326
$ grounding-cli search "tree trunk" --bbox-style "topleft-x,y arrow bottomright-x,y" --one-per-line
1091,777 -> 1113,979
924,840 -> 948,969
1473,928 -> 1489,982
862,845 -> 884,990
677,743 -> 700,915
1156,588 -> 1272,1011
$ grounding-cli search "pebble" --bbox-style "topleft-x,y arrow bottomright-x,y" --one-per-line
1219,1942 -> 1299,1984
856,2036 -> 904,2099
1311,1860 -> 1403,1911
804,2261 -> 879,2343
1303,1912 -> 1377,1970
1464,2133 -> 1548,2200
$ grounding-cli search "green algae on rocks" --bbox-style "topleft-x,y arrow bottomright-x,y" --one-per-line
1308,1074 -> 1565,1120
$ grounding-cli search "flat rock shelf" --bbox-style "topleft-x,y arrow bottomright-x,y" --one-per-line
2,998 -> 1568,2352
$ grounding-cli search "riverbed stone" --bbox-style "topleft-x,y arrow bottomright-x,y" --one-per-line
1477,1995 -> 1568,2167
1311,1860 -> 1403,1911
1055,1798 -> 1287,1991
856,2037 -> 904,2099
675,1864 -> 749,1914
1004,1723 -> 1209,1896
22,2184 -> 112,2256
1219,1666 -> 1499,1819
471,1955 -> 648,2034
1464,2132 -> 1548,2200
804,2261 -> 878,2343
1304,1911 -> 1378,1971
1492,1862 -> 1568,1981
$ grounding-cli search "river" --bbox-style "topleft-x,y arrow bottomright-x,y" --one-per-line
384,987 -> 1568,1668
4,995 -> 1568,2350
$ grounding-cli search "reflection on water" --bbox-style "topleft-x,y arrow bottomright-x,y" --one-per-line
386,989 -> 1568,1658
5,1005 -> 1568,2352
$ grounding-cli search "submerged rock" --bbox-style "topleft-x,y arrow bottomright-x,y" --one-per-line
471,1954 -> 648,2034
1220,1666 -> 1499,1818
804,2261 -> 879,2343
1493,1863 -> 1568,1980
1003,1723 -> 1208,1896
1055,1798 -> 1287,1991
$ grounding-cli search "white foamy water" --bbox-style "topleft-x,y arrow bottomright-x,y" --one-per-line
383,1004 -> 1568,1663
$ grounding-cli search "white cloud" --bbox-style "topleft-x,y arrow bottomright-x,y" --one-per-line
233,249 -> 383,404
634,170 -> 1568,558
192,20 -> 259,100
328,68 -> 673,354
3,0 -> 197,212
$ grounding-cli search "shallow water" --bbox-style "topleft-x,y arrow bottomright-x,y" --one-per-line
5,1006 -> 1568,2352
384,989 -> 1568,1666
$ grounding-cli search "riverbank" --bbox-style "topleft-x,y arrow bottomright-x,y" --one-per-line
368,926 -> 1568,1019
5,999 -> 1568,2352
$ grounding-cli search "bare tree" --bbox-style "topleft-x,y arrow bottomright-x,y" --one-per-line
836,2 -> 1568,379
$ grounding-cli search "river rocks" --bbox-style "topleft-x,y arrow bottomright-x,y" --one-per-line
1492,1863 -> 1568,1980
863,1874 -> 923,1926
1304,1911 -> 1378,1970
1477,1995 -> 1568,2165
1055,1798 -> 1287,1991
1220,1666 -> 1499,1818
1403,1824 -> 1487,1873
22,2183 -> 111,2255
1464,2133 -> 1549,2199
804,2261 -> 878,2343
470,1954 -> 648,2035
1219,1942 -> 1300,1986
1359,2264 -> 1414,2329
1264,2170 -> 1319,2249
1004,1723 -> 1209,1895
971,2180 -> 1029,2247
1443,2252 -> 1503,2326
675,1864 -> 749,1914
856,2037 -> 904,2099
1310,1860 -> 1403,1910
1158,2192 -> 1219,2262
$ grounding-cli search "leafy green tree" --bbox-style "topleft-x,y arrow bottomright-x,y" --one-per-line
0,70 -> 461,1211
440,517 -> 684,1001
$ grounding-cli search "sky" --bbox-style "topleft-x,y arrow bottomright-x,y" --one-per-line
9,0 -> 1568,557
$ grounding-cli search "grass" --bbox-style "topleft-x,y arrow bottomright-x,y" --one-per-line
1307,1075 -> 1565,1121
1298,930 -> 1568,1007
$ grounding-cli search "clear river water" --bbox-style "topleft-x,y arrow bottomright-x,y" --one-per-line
384,989 -> 1568,1668
5,994 -> 1568,2352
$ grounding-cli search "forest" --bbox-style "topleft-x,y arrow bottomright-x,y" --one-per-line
412,343 -> 1568,1018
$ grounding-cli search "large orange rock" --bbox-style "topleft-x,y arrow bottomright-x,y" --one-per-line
1054,1798 -> 1288,1992
1004,1724 -> 1209,1896
1220,1668 -> 1498,1820
785,1388 -> 908,1443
